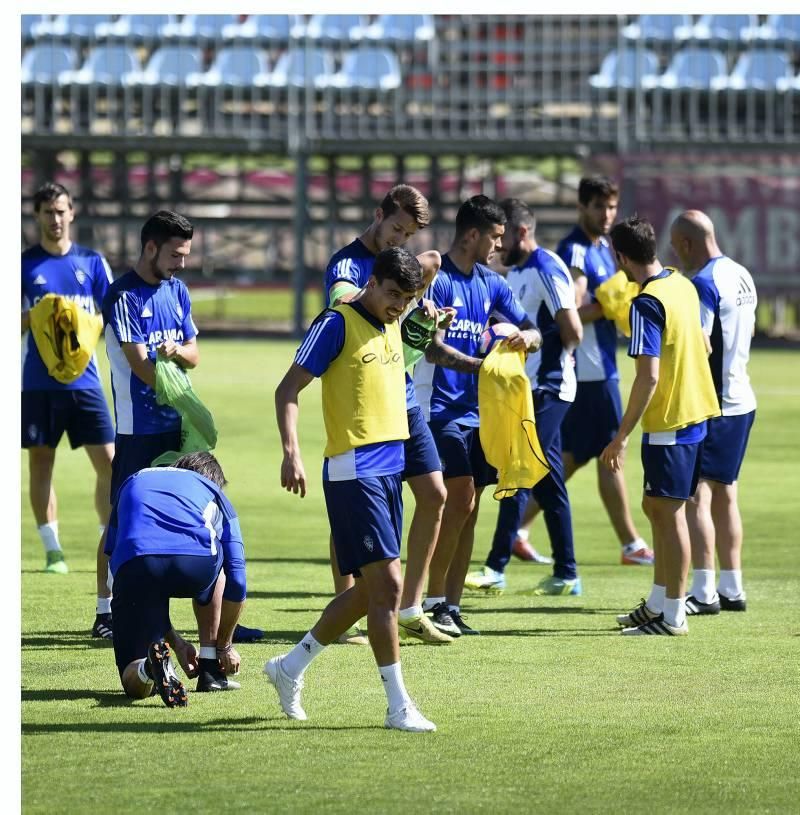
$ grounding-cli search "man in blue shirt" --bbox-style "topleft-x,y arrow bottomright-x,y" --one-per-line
413,195 -> 542,635
21,182 -> 116,634
270,247 -> 436,732
323,184 -> 450,645
670,210 -> 757,615
532,177 -> 652,568
102,210 -> 262,646
466,199 -> 584,596
106,452 -> 247,706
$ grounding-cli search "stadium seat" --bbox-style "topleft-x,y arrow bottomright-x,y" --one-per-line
688,15 -> 759,42
589,49 -> 660,89
643,48 -> 728,90
324,48 -> 402,90
22,15 -> 48,42
30,14 -> 113,39
712,49 -> 793,91
186,47 -> 269,87
357,15 -> 435,43
161,15 -> 241,41
221,15 -> 302,42
21,43 -> 77,84
94,15 -> 177,41
758,15 -> 800,44
304,15 -> 365,42
622,15 -> 693,42
58,45 -> 142,86
125,46 -> 204,87
254,48 -> 334,88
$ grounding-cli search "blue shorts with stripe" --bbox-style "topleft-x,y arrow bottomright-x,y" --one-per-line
641,441 -> 703,501
700,411 -> 755,485
428,419 -> 495,488
111,431 -> 182,503
21,388 -> 114,449
323,474 -> 403,577
112,553 -> 221,677
561,380 -> 622,465
403,405 -> 441,479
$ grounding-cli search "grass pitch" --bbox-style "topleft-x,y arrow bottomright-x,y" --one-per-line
21,343 -> 800,814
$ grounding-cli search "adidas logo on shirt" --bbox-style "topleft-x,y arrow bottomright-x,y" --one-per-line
33,274 -> 47,285
452,296 -> 464,308
141,307 -> 153,318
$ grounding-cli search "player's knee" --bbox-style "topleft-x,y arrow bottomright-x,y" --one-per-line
417,479 -> 447,513
444,481 -> 475,517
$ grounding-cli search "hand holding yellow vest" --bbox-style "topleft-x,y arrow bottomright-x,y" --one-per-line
28,293 -> 103,384
594,271 -> 640,337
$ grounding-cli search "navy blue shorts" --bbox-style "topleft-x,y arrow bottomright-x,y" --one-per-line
561,380 -> 623,465
112,554 -> 220,677
21,388 -> 114,449
111,431 -> 182,503
403,406 -> 442,479
323,474 -> 403,577
428,419 -> 495,487
700,412 -> 755,485
641,442 -> 703,501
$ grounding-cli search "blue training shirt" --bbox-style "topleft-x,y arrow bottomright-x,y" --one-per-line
105,467 -> 246,602
324,237 -> 418,410
293,302 -> 405,481
21,243 -> 113,391
102,270 -> 197,435
556,226 -> 619,382
629,270 -> 706,446
506,247 -> 577,402
413,253 -> 528,426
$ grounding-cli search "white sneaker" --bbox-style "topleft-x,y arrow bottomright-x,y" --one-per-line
264,656 -> 307,720
384,703 -> 437,732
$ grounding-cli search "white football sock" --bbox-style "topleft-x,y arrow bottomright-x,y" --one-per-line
379,662 -> 411,714
623,537 -> 647,553
422,596 -> 445,612
38,522 -> 61,553
516,528 -> 530,542
689,569 -> 717,603
199,646 -> 217,660
663,597 -> 686,628
282,632 -> 325,679
399,605 -> 423,621
96,597 -> 112,615
718,569 -> 744,599
646,584 -> 666,614
447,604 -> 460,614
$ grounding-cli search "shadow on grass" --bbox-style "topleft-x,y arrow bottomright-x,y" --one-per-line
22,631 -> 112,650
244,591 -> 328,600
22,689 -> 130,707
463,605 -> 621,615
22,716 -> 378,734
21,568 -> 94,575
482,628 -> 620,637
245,557 -> 331,566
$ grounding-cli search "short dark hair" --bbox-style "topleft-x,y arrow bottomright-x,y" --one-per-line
578,176 -> 619,206
140,210 -> 194,252
372,246 -> 423,293
499,198 -> 536,232
455,195 -> 506,237
379,184 -> 430,229
609,216 -> 657,265
172,451 -> 227,488
33,182 -> 72,213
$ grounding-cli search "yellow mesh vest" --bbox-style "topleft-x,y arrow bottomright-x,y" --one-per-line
478,344 -> 551,499
639,271 -> 721,434
321,305 -> 409,458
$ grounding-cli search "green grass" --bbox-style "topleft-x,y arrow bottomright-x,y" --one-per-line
21,345 -> 800,814
190,287 -> 324,325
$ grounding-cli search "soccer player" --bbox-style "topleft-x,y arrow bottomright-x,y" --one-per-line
670,210 -> 757,614
270,247 -> 436,732
107,452 -> 246,707
102,210 -> 262,646
465,199 -> 583,596
324,184 -> 450,645
413,195 -> 542,635
21,182 -> 116,636
602,217 -> 719,636
512,177 -> 651,567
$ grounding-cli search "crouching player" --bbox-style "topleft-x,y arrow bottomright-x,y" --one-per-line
106,452 -> 246,707
271,246 -> 436,732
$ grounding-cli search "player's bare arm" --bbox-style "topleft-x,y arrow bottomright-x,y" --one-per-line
570,266 -> 604,323
121,342 -> 157,389
555,307 -> 583,351
425,328 -> 483,373
601,355 -> 659,473
328,280 -> 360,306
416,250 -> 442,289
158,336 -> 199,369
504,318 -> 543,353
21,310 -> 30,334
275,362 -> 316,497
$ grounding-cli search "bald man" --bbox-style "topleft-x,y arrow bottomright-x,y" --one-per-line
670,210 -> 757,615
